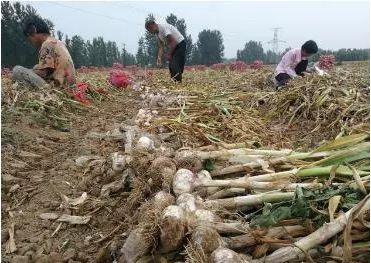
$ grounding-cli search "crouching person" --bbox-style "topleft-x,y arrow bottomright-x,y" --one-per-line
274,40 -> 318,89
12,15 -> 76,90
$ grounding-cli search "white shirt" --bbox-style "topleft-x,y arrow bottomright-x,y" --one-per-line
157,23 -> 184,45
275,48 -> 308,78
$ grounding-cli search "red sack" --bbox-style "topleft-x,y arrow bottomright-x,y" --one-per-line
229,61 -> 248,71
250,60 -> 263,70
319,55 -> 335,70
69,82 -> 91,105
108,70 -> 131,89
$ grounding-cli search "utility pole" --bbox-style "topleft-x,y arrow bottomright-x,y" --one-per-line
267,27 -> 287,63
267,27 -> 286,54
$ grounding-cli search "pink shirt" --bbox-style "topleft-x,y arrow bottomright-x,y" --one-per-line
275,48 -> 308,78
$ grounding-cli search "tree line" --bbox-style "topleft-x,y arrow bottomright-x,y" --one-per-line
135,14 -> 225,66
1,2 -> 369,69
310,48 -> 370,63
237,41 -> 370,64
1,1 -> 136,68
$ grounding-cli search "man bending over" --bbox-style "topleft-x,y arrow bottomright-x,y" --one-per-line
12,15 -> 76,90
274,40 -> 318,89
145,20 -> 186,82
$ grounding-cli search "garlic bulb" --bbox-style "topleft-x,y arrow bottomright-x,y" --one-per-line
172,169 -> 195,196
112,152 -> 125,172
160,205 -> 186,253
176,193 -> 197,213
136,136 -> 155,152
194,209 -> 218,224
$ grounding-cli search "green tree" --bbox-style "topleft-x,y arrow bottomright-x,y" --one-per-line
106,41 -> 120,66
309,48 -> 370,63
57,30 -> 64,41
185,35 -> 193,65
136,37 -> 148,67
121,46 -> 136,66
69,35 -> 88,68
166,13 -> 186,37
89,37 -> 107,67
64,34 -> 71,51
190,44 -> 201,65
195,29 -> 224,66
1,2 -> 139,69
264,50 -> 279,64
144,14 -> 157,66
237,41 -> 265,63
1,1 -> 54,68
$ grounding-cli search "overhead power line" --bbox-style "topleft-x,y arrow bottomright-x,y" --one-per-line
45,2 -> 242,41
110,2 -> 165,20
46,2 -> 142,27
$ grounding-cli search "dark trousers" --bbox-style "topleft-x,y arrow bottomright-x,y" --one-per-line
169,40 -> 186,82
275,60 -> 308,87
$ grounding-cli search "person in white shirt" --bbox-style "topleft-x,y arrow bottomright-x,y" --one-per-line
145,20 -> 186,82
274,40 -> 318,89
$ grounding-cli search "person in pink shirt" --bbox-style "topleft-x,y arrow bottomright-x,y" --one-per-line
274,40 -> 318,89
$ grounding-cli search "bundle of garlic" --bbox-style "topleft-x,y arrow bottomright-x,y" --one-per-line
119,190 -> 176,263
115,133 -> 369,262
134,108 -> 158,127
140,86 -> 187,111
148,93 -> 166,108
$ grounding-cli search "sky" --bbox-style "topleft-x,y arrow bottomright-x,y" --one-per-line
27,1 -> 370,58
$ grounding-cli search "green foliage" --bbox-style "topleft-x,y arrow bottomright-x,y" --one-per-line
190,45 -> 201,65
166,13 -> 186,37
69,35 -> 89,68
1,1 -> 54,68
250,186 -> 366,228
310,48 -> 370,62
196,29 -> 224,66
237,41 -> 265,63
203,159 -> 214,172
3,2 -> 368,69
236,42 -> 369,65
144,14 -> 158,67
136,37 -> 148,67
106,41 -> 120,66
1,1 -> 136,68
136,14 -> 157,67
137,13 -> 195,67
138,13 -> 200,66
185,34 -> 193,65
121,46 -> 136,66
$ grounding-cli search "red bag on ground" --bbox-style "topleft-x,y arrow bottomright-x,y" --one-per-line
68,82 -> 91,105
319,55 -> 335,70
229,61 -> 248,71
250,60 -> 263,70
108,70 -> 131,89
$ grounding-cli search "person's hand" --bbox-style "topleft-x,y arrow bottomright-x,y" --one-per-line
156,57 -> 162,67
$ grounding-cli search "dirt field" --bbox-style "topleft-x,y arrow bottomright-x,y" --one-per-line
1,62 -> 369,263
1,74 -> 144,262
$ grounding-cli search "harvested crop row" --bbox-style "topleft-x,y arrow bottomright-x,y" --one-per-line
102,90 -> 369,263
